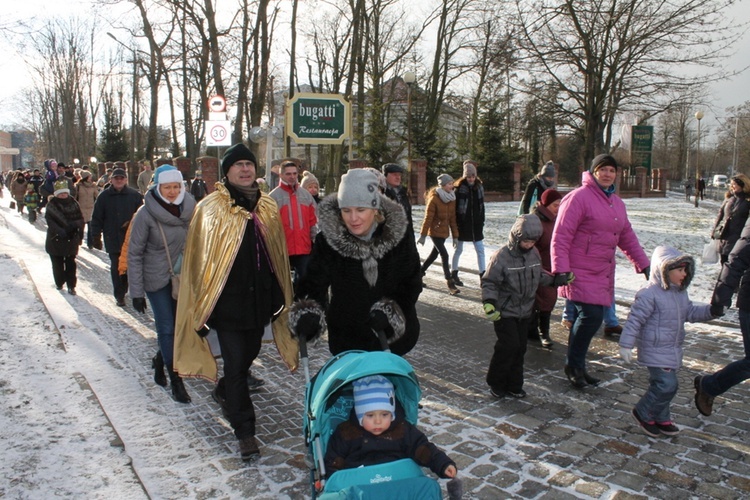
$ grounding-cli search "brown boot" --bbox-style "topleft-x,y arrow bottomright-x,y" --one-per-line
447,278 -> 460,295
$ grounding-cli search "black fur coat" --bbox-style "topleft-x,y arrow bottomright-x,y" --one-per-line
45,196 -> 85,256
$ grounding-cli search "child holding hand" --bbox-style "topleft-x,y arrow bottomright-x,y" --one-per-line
620,246 -> 716,437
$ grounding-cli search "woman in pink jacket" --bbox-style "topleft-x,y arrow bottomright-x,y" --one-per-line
550,154 -> 650,388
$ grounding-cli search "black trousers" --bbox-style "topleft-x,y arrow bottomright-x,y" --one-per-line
215,328 -> 263,439
422,236 -> 451,279
108,252 -> 126,301
486,317 -> 529,393
50,255 -> 77,289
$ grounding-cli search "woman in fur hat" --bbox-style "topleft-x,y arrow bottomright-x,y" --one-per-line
291,168 -> 422,356
45,179 -> 85,294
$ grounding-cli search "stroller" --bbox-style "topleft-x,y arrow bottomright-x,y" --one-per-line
302,350 -> 442,499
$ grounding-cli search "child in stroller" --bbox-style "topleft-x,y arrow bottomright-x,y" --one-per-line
325,374 -> 457,478
303,351 -> 462,499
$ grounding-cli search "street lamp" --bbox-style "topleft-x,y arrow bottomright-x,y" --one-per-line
403,71 -> 416,195
107,32 -> 138,167
695,110 -> 704,208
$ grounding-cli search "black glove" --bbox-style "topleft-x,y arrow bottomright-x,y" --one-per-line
368,309 -> 390,334
196,325 -> 210,338
710,304 -> 725,317
296,312 -> 323,342
641,266 -> 651,280
552,272 -> 573,287
92,234 -> 103,250
132,297 -> 147,313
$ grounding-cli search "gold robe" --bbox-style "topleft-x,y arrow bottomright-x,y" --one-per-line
173,183 -> 298,381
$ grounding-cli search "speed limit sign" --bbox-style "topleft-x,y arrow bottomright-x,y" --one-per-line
205,120 -> 231,146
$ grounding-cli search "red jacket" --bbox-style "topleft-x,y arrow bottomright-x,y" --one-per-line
269,182 -> 318,256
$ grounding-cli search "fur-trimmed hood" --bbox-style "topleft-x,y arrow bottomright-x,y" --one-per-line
650,245 -> 694,291
316,193 -> 408,287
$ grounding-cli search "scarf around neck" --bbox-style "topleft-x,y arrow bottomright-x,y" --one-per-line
436,187 -> 456,203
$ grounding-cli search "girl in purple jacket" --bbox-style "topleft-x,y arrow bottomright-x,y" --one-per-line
550,154 -> 650,388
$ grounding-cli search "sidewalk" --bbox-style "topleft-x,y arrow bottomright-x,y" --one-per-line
1,195 -> 749,498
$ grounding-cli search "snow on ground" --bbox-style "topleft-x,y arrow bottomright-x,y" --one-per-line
0,187 -> 739,498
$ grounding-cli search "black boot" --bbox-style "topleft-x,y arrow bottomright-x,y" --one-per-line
152,352 -> 167,387
540,332 -> 553,348
167,363 -> 191,403
583,370 -> 600,386
450,270 -> 464,287
446,278 -> 460,295
564,365 -> 587,389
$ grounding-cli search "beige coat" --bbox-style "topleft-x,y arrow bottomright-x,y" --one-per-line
75,179 -> 98,222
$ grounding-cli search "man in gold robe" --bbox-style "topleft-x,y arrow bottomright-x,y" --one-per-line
174,143 -> 297,461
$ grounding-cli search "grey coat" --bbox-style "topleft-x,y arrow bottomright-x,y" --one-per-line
481,215 -> 553,319
127,189 -> 196,298
619,246 -> 712,369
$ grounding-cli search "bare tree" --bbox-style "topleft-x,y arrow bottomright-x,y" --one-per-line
515,0 -> 742,167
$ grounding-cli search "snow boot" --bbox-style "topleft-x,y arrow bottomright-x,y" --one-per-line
447,278 -> 460,295
450,270 -> 464,287
152,352 -> 167,387
167,363 -> 191,403
540,331 -> 553,349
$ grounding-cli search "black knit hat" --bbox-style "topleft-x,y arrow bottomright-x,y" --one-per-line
221,143 -> 257,177
590,154 -> 618,173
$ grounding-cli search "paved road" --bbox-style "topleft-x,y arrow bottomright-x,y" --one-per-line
5,201 -> 750,499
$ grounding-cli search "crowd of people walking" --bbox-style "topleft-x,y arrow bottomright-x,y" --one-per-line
2,148 -> 748,468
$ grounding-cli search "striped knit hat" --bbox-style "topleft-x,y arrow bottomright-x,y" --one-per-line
353,375 -> 396,426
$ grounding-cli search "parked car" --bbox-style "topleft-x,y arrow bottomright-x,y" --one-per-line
713,174 -> 728,188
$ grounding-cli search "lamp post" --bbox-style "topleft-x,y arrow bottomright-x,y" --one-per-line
403,71 -> 416,195
695,110 -> 704,208
107,32 -> 138,168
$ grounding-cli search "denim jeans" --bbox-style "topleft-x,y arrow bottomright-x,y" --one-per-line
564,297 -> 618,327
635,367 -> 678,423
702,309 -> 750,397
451,240 -> 486,274
146,283 -> 177,366
565,301 -> 605,369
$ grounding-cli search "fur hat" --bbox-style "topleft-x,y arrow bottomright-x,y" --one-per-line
300,171 -> 319,189
53,179 -> 70,196
221,143 -> 257,177
540,161 -> 556,179
590,154 -> 618,173
353,375 -> 396,426
462,160 -> 477,178
437,173 -> 453,187
337,169 -> 381,209
540,189 -> 562,207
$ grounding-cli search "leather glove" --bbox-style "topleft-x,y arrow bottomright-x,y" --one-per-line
196,325 -> 210,338
132,297 -> 147,313
619,347 -> 633,364
368,309 -> 390,334
92,234 -> 103,250
296,312 -> 323,342
552,272 -> 574,287
483,303 -> 501,322
417,235 -> 426,246
641,266 -> 651,280
710,304 -> 725,317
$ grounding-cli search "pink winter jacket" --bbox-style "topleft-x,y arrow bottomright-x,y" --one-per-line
550,171 -> 649,306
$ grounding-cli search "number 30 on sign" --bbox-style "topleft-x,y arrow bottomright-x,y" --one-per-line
205,120 -> 232,146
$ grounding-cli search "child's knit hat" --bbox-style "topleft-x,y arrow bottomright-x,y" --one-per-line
353,375 -> 396,426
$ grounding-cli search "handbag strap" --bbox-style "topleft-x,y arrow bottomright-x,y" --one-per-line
156,222 -> 176,277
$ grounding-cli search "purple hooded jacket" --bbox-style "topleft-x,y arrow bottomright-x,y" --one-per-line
550,171 -> 649,306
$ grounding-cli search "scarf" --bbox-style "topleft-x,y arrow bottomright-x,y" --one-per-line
436,187 -> 456,203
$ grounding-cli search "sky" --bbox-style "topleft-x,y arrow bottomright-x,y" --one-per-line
0,0 -> 748,140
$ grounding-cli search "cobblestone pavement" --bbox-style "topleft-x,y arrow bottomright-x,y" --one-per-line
5,203 -> 750,499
